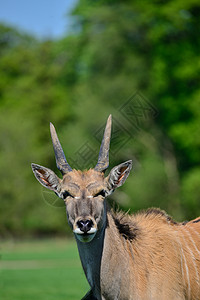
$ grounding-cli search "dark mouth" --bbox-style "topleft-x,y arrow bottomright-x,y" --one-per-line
75,230 -> 97,243
82,232 -> 94,237
73,227 -> 97,235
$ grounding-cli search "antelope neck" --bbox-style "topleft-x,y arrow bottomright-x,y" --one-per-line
75,202 -> 108,299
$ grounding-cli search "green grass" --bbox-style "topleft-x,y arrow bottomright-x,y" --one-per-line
0,238 -> 89,300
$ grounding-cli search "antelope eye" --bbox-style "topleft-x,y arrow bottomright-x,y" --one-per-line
62,191 -> 73,199
94,190 -> 106,198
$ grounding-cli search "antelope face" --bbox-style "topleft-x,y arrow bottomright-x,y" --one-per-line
31,115 -> 132,243
61,169 -> 106,242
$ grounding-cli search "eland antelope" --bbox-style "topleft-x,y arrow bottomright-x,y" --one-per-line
31,115 -> 200,300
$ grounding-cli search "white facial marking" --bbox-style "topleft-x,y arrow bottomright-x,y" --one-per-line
73,227 -> 97,235
73,227 -> 97,243
73,228 -> 84,234
87,227 -> 97,234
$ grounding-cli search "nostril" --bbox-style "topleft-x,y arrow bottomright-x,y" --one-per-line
86,219 -> 93,228
77,220 -> 84,230
77,219 -> 94,233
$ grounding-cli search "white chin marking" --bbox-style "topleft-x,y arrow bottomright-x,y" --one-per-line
87,227 -> 97,234
73,227 -> 97,235
73,228 -> 84,234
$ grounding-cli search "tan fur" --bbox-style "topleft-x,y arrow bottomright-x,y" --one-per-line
61,169 -> 105,196
100,210 -> 200,300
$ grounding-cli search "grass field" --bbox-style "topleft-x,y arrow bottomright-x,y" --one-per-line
1,238 -> 89,300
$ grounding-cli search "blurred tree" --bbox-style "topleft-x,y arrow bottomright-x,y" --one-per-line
0,0 -> 200,237
0,24 -> 73,237
68,0 -> 200,219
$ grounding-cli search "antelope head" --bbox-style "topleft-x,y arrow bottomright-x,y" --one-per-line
31,115 -> 132,243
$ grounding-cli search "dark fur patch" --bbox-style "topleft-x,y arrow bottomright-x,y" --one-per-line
182,221 -> 188,225
193,218 -> 200,224
112,212 -> 139,241
144,208 -> 177,225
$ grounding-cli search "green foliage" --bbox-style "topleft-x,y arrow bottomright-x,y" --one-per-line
0,0 -> 200,237
0,24 -> 73,237
181,168 -> 200,220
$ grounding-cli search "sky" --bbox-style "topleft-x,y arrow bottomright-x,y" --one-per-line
0,0 -> 77,39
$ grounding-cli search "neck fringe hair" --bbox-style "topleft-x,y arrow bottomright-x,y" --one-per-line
111,207 -> 181,242
112,210 -> 140,241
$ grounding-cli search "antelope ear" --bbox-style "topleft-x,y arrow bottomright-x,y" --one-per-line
107,160 -> 132,192
31,163 -> 61,194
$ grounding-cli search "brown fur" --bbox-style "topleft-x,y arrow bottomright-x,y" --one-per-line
112,208 -> 178,242
102,208 -> 200,300
62,169 -> 105,196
